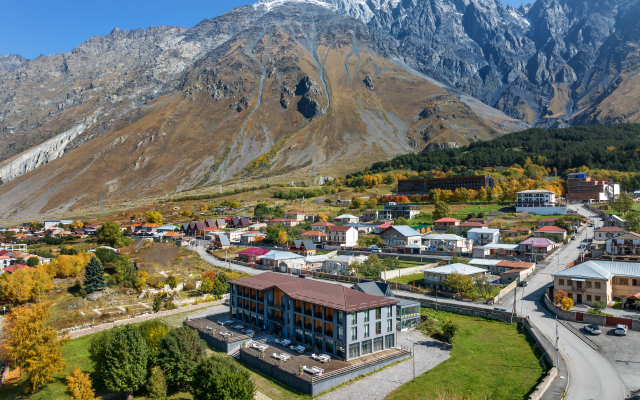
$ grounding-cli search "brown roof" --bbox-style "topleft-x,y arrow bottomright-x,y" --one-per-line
466,218 -> 486,223
539,217 -> 559,222
458,222 -> 485,228
504,227 -> 530,233
269,218 -> 296,222
229,273 -> 398,312
312,222 -> 335,227
301,231 -> 328,237
536,226 -> 566,232
497,261 -> 535,269
595,226 -> 626,233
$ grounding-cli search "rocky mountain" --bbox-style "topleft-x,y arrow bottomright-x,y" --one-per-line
3,0 -> 640,219
0,2 -> 520,219
0,54 -> 27,74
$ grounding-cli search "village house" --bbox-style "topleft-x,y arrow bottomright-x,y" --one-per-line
333,214 -> 360,224
422,233 -> 473,253
266,218 -> 300,227
553,260 -> 640,305
502,227 -> 531,238
323,255 -> 368,274
534,226 -> 567,241
605,232 -> 640,255
300,230 -> 328,244
240,232 -> 266,245
374,223 -> 392,235
236,248 -> 270,264
344,223 -> 375,234
230,217 -> 251,229
422,264 -> 487,291
456,221 -> 487,230
537,217 -> 559,228
378,226 -> 421,247
519,237 -> 558,259
260,251 -> 306,273
595,226 -> 626,241
433,218 -> 461,232
284,211 -> 306,222
311,221 -> 336,233
472,243 -> 520,259
604,215 -> 626,230
327,226 -> 359,248
466,228 -> 500,246
289,240 -> 317,256
213,235 -> 231,249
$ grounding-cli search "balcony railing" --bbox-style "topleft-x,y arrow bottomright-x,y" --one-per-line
266,301 -> 284,311
315,326 -> 323,334
269,316 -> 285,325
572,287 -> 586,293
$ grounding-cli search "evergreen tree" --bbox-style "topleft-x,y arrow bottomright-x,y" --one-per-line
190,354 -> 255,400
103,325 -> 149,400
157,326 -> 207,388
84,256 -> 106,294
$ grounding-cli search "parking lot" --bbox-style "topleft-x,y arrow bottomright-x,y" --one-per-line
569,321 -> 640,392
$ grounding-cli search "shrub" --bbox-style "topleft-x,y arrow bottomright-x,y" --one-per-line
146,366 -> 167,400
561,297 -> 574,311
441,318 -> 459,344
190,355 -> 255,400
184,282 -> 196,291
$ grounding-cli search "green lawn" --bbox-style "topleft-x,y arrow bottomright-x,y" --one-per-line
395,273 -> 425,285
386,310 -> 547,400
457,204 -> 506,214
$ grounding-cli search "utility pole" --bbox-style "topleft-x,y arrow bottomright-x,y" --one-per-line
521,283 -> 526,316
556,315 -> 560,368
511,286 -> 517,323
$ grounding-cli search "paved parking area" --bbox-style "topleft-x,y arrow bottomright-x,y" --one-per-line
317,330 -> 450,400
569,321 -> 640,392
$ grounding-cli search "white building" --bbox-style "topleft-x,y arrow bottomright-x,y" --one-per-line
323,255 -> 369,274
422,234 -> 473,253
466,228 -> 500,246
516,189 -> 567,215
327,226 -> 359,248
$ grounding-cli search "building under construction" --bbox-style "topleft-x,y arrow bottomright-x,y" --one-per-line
397,175 -> 495,196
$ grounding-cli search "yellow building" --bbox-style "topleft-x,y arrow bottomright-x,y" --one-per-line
552,260 -> 640,305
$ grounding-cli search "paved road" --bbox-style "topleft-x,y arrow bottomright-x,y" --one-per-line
504,205 -> 628,400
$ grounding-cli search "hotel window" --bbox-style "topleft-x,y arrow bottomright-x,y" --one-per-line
595,282 -> 601,289
364,325 -> 370,338
587,295 -> 592,301
586,281 -> 592,288
376,307 -> 381,319
558,279 -> 564,285
376,321 -> 381,335
338,311 -> 344,324
387,319 -> 392,332
351,327 -> 357,340
362,340 -> 372,355
387,305 -> 393,317
364,310 -> 370,322
338,326 -> 344,341
351,312 -> 357,324
349,343 -> 360,359
384,334 -> 395,349
373,337 -> 383,352
595,295 -> 601,301
634,279 -> 640,286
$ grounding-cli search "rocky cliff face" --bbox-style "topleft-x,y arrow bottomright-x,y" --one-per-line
0,54 -> 26,75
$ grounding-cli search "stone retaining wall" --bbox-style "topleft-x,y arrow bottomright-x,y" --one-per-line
65,299 -> 226,339
381,263 -> 437,280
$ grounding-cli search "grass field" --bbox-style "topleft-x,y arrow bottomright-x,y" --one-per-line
0,322 -> 309,400
395,273 -> 424,284
386,310 -> 547,400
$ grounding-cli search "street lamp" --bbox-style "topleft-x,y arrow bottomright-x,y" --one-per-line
406,338 -> 416,380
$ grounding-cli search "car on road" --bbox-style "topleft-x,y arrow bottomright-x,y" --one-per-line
571,234 -> 577,240
589,223 -> 594,227
517,281 -> 528,287
584,324 -> 602,335
367,245 -> 382,253
615,324 -> 628,336
494,307 -> 507,311
508,258 -> 521,262
224,299 -> 230,306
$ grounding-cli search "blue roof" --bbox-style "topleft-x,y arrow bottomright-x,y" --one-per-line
468,228 -> 500,234
384,225 -> 421,237
553,260 -> 640,280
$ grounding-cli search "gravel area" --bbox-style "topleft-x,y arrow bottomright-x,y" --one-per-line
317,330 -> 451,400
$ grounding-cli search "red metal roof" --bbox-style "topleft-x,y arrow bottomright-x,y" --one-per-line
536,226 -> 566,232
4,264 -> 36,273
311,222 -> 335,226
435,218 -> 460,223
595,226 -> 625,232
375,223 -> 392,229
229,272 -> 398,312
301,231 -> 328,237
236,248 -> 270,257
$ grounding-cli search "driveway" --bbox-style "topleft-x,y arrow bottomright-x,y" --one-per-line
568,320 -> 640,392
317,330 -> 450,400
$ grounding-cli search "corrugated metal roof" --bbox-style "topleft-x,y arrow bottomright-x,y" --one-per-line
468,228 -> 500,233
381,225 -> 421,237
260,251 -> 305,260
469,259 -> 501,266
480,244 -> 520,250
423,233 -> 466,241
421,263 -> 487,275
552,261 -> 614,280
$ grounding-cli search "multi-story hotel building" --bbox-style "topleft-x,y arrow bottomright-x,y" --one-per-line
397,175 -> 495,196
566,172 -> 619,203
228,273 -> 398,361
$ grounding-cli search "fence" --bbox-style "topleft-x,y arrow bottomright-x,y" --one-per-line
543,293 -> 640,330
381,263 -> 437,280
492,279 -> 518,305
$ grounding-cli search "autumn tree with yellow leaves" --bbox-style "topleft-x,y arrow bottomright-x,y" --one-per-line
66,366 -> 96,400
0,301 -> 67,392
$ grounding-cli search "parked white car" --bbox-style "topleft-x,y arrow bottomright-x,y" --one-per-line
615,324 -> 628,336
584,324 -> 602,335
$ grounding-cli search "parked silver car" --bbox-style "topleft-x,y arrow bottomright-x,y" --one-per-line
615,324 -> 628,336
584,324 -> 602,335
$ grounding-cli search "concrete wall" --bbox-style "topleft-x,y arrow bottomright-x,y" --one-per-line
493,280 -> 519,304
381,263 -> 437,280
582,312 -> 607,325
338,250 -> 450,263
542,294 -> 578,321
516,206 -> 567,215
239,348 -> 410,396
